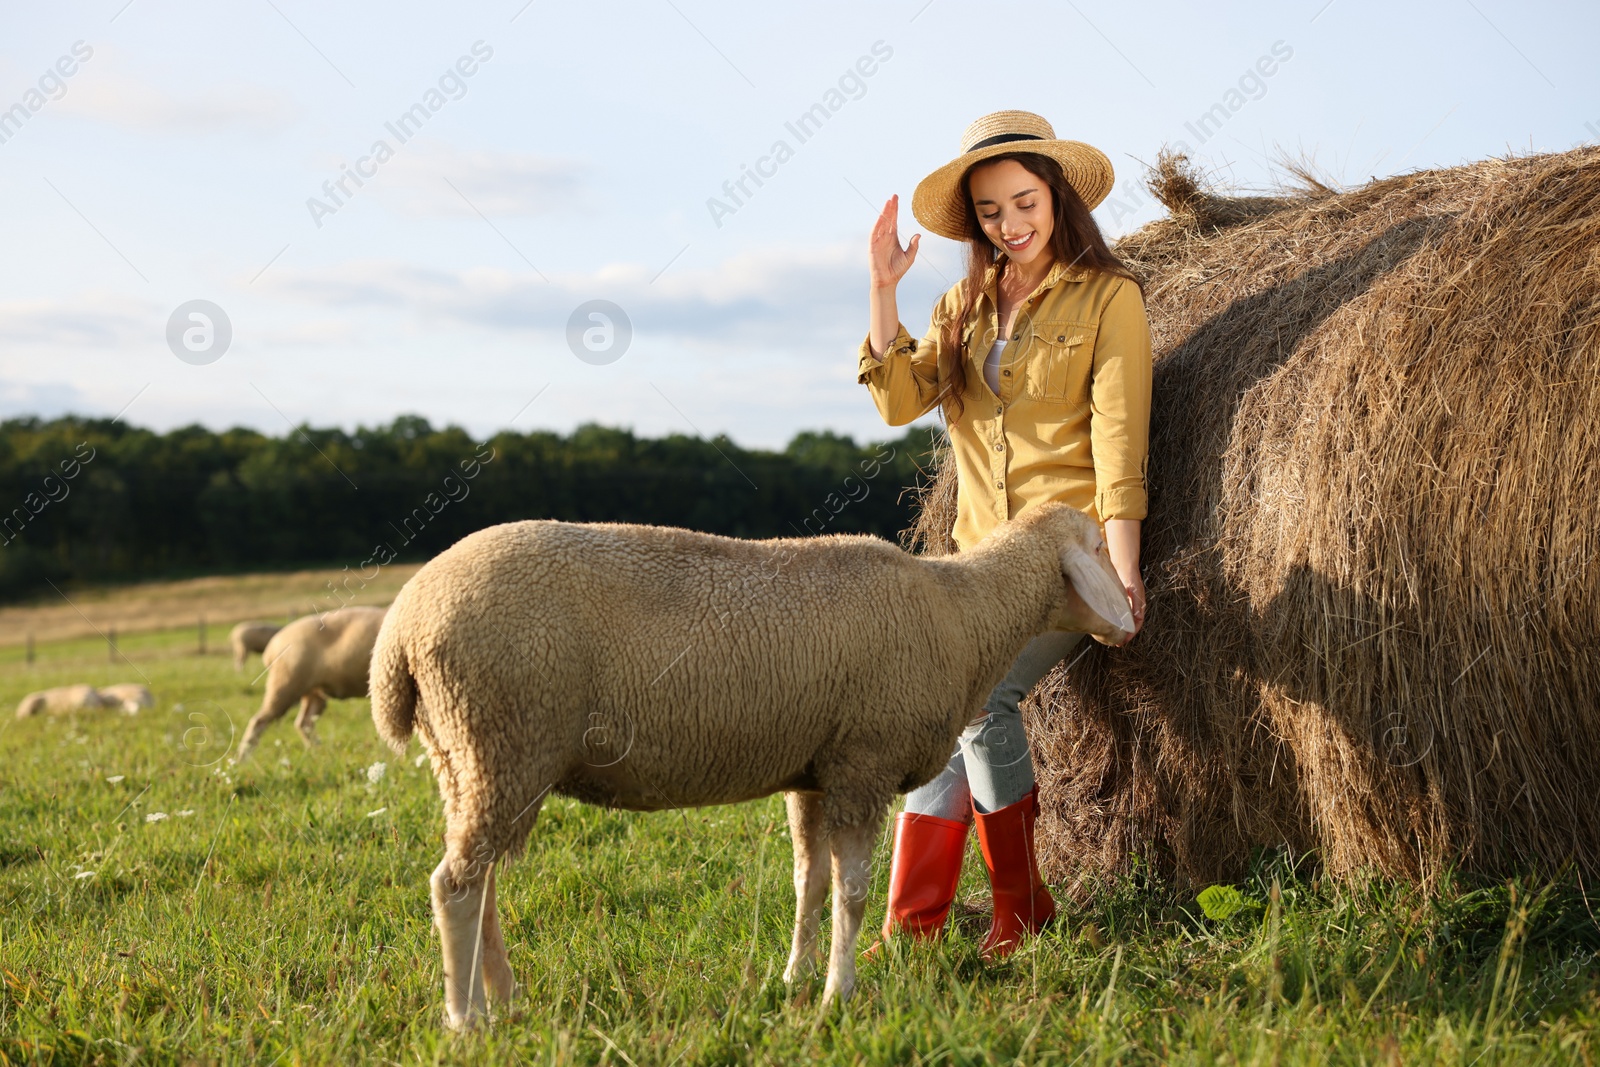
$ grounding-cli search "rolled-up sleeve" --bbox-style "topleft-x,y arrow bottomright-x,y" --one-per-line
1088,279 -> 1153,521
856,318 -> 945,427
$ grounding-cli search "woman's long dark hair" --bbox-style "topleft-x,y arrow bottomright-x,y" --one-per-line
939,152 -> 1142,421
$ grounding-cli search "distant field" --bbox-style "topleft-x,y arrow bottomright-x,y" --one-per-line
2,622 -> 1597,1064
0,563 -> 422,649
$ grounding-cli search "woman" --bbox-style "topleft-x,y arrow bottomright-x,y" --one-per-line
858,110 -> 1152,958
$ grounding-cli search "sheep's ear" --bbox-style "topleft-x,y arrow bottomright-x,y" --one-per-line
1061,543 -> 1136,634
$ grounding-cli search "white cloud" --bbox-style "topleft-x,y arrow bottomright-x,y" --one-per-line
0,380 -> 96,421
57,72 -> 298,133
255,318 -> 361,347
0,296 -> 153,347
261,243 -> 865,346
363,139 -> 586,217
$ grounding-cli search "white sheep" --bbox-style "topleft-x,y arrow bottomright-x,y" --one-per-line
229,621 -> 282,672
368,503 -> 1134,1029
235,606 -> 386,761
97,683 -> 154,714
15,684 -> 112,719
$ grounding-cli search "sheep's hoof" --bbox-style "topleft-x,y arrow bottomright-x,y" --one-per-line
820,977 -> 856,1005
444,1008 -> 483,1033
782,959 -> 813,984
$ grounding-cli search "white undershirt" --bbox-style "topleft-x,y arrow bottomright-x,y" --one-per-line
983,337 -> 1007,395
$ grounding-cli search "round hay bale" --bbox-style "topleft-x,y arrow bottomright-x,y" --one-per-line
906,146 -> 1600,887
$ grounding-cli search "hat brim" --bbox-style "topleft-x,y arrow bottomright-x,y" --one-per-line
911,140 -> 1115,242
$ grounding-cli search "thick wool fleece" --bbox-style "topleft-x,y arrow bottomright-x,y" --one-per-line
236,605 -> 387,757
14,683 -> 109,718
98,683 -> 155,712
230,622 -> 282,668
370,502 -> 1125,891
259,607 -> 385,700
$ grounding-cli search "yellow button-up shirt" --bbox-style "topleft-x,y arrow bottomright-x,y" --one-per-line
858,258 -> 1152,551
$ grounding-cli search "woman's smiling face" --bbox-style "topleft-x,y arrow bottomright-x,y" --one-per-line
967,158 -> 1055,268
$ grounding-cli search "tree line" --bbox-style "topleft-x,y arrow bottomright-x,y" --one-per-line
0,415 -> 944,602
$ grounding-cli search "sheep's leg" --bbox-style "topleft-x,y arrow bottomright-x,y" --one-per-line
293,689 -> 327,746
431,857 -> 490,1030
432,781 -> 543,1028
480,864 -> 517,1007
232,645 -> 245,672
782,791 -> 831,984
236,683 -> 299,762
822,815 -> 883,1005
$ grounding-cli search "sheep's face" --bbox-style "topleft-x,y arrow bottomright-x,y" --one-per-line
1050,521 -> 1135,642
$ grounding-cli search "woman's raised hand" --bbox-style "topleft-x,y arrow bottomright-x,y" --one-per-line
869,194 -> 920,291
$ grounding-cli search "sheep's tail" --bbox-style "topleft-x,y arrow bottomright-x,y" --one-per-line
369,618 -> 417,754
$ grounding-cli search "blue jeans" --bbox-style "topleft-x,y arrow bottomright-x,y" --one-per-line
903,630 -> 1086,818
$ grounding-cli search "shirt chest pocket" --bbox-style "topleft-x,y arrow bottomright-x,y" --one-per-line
1021,321 -> 1096,403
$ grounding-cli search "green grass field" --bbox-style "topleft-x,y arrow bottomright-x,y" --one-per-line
3,624 -> 1598,1065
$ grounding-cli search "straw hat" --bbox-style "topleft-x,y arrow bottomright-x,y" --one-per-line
911,110 -> 1115,241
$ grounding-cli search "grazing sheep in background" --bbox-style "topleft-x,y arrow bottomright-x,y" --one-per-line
369,503 -> 1134,1030
15,684 -> 112,719
235,606 -> 385,761
97,683 -> 154,714
229,621 -> 282,672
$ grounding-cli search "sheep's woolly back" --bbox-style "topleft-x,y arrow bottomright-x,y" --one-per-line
230,622 -> 280,654
14,684 -> 107,718
372,506 -> 1108,876
262,606 -> 387,701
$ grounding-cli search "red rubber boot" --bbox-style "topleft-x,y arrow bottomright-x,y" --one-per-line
972,787 -> 1056,959
864,811 -> 968,957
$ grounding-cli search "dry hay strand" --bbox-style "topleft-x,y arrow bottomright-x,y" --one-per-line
909,146 -> 1600,888
1143,150 -> 1313,231
901,436 -> 958,558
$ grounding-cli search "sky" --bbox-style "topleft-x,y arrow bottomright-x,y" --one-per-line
1,0 -> 1596,449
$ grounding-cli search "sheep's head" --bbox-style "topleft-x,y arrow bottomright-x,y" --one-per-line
1039,506 -> 1135,644
15,693 -> 44,719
